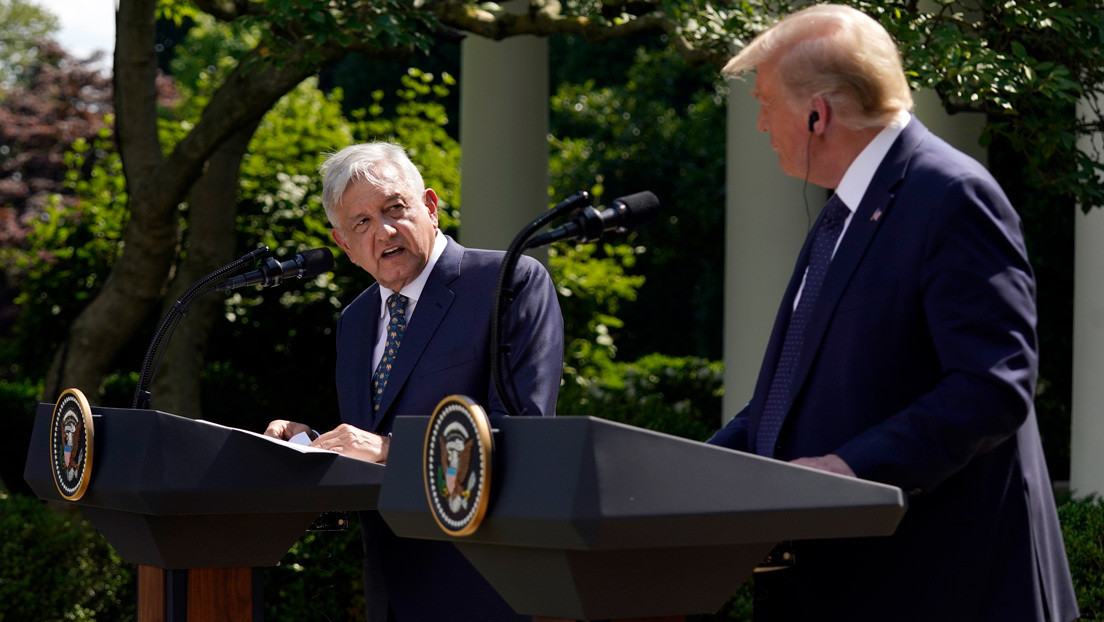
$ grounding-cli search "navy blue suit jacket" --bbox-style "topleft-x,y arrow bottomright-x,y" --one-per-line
710,118 -> 1078,621
336,236 -> 563,621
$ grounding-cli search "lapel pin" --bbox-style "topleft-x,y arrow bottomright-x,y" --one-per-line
870,209 -> 883,222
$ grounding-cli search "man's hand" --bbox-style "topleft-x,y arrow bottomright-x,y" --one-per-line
790,453 -> 855,477
310,423 -> 390,464
264,419 -> 314,441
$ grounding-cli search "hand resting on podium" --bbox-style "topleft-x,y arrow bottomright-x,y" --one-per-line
265,419 -> 391,464
790,453 -> 855,477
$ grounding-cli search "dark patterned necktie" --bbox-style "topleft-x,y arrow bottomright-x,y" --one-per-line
372,293 -> 408,413
756,195 -> 850,456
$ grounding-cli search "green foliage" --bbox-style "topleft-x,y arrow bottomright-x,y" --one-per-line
559,353 -> 724,442
550,43 -> 727,361
346,68 -> 461,231
0,0 -> 58,89
0,126 -> 127,380
1,3 -> 464,431
241,0 -> 438,69
1060,494 -> 1104,619
867,0 -> 1104,211
265,526 -> 365,621
160,13 -> 259,151
239,77 -> 350,256
551,241 -> 646,379
0,492 -> 135,621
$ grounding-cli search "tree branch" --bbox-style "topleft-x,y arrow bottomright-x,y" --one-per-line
424,0 -> 669,42
190,0 -> 263,21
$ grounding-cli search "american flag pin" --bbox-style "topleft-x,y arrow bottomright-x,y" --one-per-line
870,209 -> 883,222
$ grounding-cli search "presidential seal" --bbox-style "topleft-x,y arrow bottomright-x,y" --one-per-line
50,388 -> 94,501
424,395 -> 493,537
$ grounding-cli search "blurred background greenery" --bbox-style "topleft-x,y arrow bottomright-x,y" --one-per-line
2,0 -> 1102,619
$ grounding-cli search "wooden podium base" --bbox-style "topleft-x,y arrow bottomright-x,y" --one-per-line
138,565 -> 262,622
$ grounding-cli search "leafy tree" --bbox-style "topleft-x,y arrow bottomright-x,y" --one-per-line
3,129 -> 127,383
0,38 -> 112,248
0,0 -> 58,88
550,43 -> 727,361
8,0 -> 1103,460
43,0 -> 700,406
0,39 -> 116,404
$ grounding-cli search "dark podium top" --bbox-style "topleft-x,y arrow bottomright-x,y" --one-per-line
23,404 -> 384,569
379,415 -> 906,619
25,405 -> 905,619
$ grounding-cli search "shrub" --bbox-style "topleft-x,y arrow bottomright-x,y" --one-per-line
265,525 -> 366,621
559,353 -> 724,442
1060,494 -> 1104,620
0,492 -> 135,621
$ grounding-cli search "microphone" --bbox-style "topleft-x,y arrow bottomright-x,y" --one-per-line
215,247 -> 335,291
526,191 -> 660,248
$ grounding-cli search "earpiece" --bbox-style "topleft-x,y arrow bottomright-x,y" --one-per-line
807,110 -> 820,132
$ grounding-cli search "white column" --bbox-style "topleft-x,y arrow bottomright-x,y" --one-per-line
722,77 -> 815,420
1071,94 -> 1104,498
911,89 -> 986,163
458,3 -> 549,253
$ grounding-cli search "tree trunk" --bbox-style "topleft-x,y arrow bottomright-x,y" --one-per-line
149,121 -> 260,418
44,0 -> 331,404
44,0 -> 175,403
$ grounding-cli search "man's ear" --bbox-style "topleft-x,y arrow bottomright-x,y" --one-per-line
331,227 -> 351,255
424,188 -> 440,225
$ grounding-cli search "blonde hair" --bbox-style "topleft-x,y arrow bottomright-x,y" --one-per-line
724,4 -> 913,128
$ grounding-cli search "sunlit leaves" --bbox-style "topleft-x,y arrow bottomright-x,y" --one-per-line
238,0 -> 439,68
850,0 -> 1104,209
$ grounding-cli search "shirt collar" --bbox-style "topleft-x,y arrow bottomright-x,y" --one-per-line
834,109 -> 912,211
377,229 -> 448,319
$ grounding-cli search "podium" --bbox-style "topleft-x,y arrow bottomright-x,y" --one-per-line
25,405 -> 906,621
380,416 -> 906,620
22,404 -> 385,621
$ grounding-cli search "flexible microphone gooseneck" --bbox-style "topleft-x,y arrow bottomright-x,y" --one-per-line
490,190 -> 660,417
132,246 -> 334,410
490,191 -> 591,417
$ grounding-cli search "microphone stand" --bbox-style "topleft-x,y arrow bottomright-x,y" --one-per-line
132,247 -> 270,409
491,191 -> 591,417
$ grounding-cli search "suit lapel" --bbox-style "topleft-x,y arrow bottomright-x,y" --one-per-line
789,118 -> 928,394
372,239 -> 462,427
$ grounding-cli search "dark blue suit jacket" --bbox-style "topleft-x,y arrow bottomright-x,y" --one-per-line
710,118 -> 1079,621
336,236 -> 563,621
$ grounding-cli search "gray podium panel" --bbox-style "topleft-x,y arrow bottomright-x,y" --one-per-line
380,416 -> 906,619
24,405 -> 384,568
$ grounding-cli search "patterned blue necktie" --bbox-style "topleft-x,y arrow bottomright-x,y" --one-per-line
373,294 -> 408,413
756,195 -> 850,456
